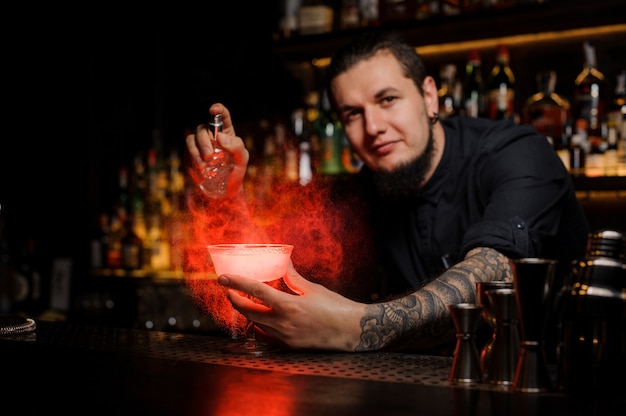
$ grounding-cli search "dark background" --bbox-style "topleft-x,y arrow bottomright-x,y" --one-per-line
2,3 -> 297,284
2,2 -> 625,311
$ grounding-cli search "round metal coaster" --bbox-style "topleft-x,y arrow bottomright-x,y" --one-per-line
0,315 -> 37,340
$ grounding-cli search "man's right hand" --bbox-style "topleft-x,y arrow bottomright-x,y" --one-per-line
185,103 -> 250,198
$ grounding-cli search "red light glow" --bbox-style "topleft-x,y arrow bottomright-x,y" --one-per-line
181,177 -> 375,336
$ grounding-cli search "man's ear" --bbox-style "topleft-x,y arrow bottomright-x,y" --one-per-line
422,76 -> 440,115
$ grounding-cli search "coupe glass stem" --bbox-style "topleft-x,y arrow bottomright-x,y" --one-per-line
244,319 -> 258,345
243,293 -> 257,344
238,296 -> 272,356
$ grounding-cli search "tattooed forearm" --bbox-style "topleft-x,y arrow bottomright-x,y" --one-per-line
357,295 -> 452,352
460,247 -> 513,284
355,247 -> 512,352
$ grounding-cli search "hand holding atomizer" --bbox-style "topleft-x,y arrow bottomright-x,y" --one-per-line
185,103 -> 249,199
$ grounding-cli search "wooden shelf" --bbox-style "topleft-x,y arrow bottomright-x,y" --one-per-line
272,0 -> 626,63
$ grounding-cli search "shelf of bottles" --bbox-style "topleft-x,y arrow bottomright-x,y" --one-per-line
91,38 -> 625,281
434,41 -> 626,180
89,105 -> 364,282
279,0 -> 564,43
273,1 -> 626,60
274,1 -> 626,179
91,0 -> 625,281
90,145 -> 188,280
85,110 -> 365,332
289,45 -> 626,185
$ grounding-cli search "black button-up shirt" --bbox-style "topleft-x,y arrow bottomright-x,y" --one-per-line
358,116 -> 589,294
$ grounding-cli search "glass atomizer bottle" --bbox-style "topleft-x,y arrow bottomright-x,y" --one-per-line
199,114 -> 234,198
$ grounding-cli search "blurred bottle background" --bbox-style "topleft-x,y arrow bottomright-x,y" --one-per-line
2,1 -> 625,331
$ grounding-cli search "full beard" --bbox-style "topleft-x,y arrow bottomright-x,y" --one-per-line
371,126 -> 435,201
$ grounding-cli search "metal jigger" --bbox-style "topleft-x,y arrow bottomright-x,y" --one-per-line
511,258 -> 557,393
476,281 -> 514,381
448,303 -> 483,383
485,288 -> 520,386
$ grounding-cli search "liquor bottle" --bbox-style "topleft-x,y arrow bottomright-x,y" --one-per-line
522,70 -> 571,148
438,64 -> 460,119
143,213 -> 170,271
415,0 -> 435,20
558,121 -> 573,172
198,114 -> 234,198
264,122 -> 287,184
360,0 -> 380,26
604,124 -> 619,176
340,0 -> 361,29
317,90 -> 344,175
569,119 -> 590,177
278,0 -> 300,39
166,150 -> 185,272
378,0 -> 416,23
145,148 -> 162,218
569,133 -> 586,177
276,121 -> 299,183
573,41 -> 607,147
292,108 -> 313,186
303,90 -> 322,172
114,166 -> 130,224
168,150 -> 185,207
486,44 -> 516,121
607,70 -> 626,142
106,213 -> 123,269
90,213 -> 110,269
121,217 -> 143,271
299,141 -> 314,186
608,71 -> 626,166
462,49 -> 485,118
258,119 -> 278,204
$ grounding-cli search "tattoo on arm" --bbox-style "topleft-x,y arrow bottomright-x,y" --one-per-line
355,247 -> 512,352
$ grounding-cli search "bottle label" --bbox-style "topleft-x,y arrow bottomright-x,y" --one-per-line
122,243 -> 142,270
527,106 -> 569,142
486,85 -> 515,120
570,146 -> 585,175
575,82 -> 604,132
464,90 -> 483,118
319,122 -> 344,175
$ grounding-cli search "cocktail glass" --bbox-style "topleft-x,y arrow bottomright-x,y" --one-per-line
207,243 -> 294,356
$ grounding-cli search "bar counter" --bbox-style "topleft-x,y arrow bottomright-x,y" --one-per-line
2,319 -> 624,416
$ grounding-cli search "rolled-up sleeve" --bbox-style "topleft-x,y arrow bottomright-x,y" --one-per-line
459,122 -> 574,260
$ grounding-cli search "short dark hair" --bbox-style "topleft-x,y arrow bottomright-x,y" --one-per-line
325,31 -> 428,107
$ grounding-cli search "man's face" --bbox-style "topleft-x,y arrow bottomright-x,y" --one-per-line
330,50 -> 434,175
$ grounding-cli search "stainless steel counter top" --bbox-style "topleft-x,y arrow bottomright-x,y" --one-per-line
2,319 -> 623,415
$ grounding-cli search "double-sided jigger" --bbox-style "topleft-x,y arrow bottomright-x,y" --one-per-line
511,258 -> 557,393
448,303 -> 483,383
476,281 -> 514,381
485,287 -> 521,387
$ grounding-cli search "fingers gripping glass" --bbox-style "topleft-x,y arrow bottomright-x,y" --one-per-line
207,244 -> 294,356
